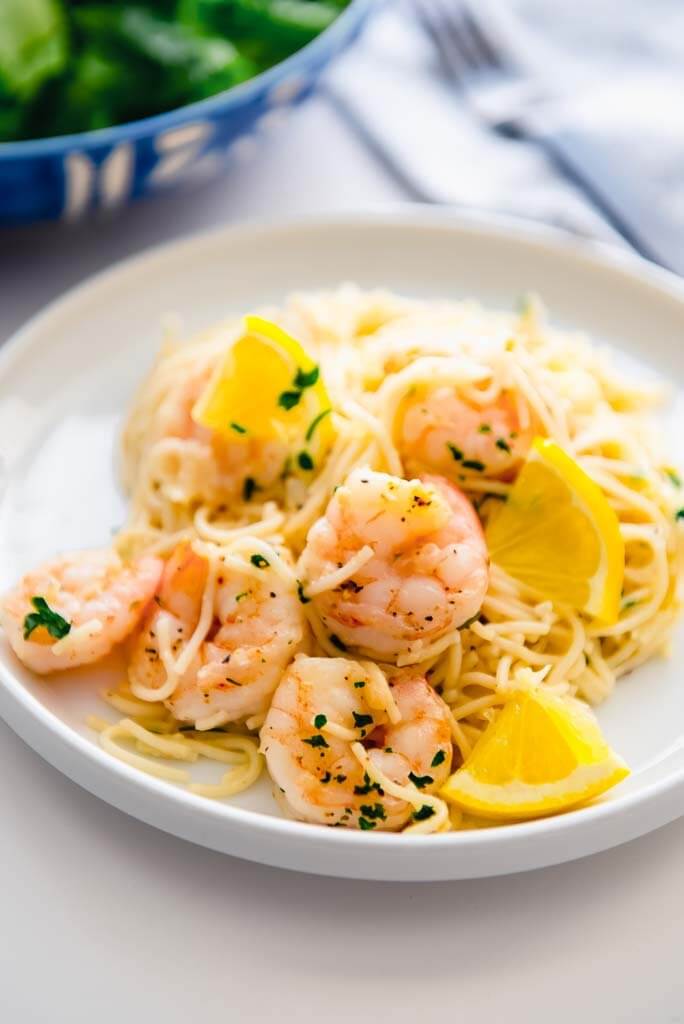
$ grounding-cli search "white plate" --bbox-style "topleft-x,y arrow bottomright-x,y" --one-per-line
1,211 -> 683,881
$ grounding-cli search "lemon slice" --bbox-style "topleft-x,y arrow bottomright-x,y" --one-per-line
486,437 -> 624,623
192,315 -> 334,453
441,689 -> 629,820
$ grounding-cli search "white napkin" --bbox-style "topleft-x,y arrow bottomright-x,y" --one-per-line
326,1 -> 684,246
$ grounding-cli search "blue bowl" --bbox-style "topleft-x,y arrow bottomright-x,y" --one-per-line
0,0 -> 374,225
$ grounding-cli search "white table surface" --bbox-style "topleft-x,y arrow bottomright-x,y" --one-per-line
1,96 -> 684,1024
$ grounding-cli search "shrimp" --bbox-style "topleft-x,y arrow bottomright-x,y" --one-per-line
128,539 -> 305,727
0,549 -> 162,675
397,386 -> 537,480
260,655 -> 452,830
298,468 -> 489,663
123,357 -> 288,509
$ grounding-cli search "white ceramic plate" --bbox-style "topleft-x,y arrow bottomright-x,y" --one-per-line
1,211 -> 683,881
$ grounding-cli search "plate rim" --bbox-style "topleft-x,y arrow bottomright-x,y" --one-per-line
2,207 -> 683,879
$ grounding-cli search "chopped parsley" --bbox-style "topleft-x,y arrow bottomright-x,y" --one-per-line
277,390 -> 301,411
677,508 -> 684,521
462,459 -> 485,472
408,771 -> 433,789
360,802 -> 386,821
495,438 -> 512,454
235,591 -> 249,603
334,774 -> 347,784
666,468 -> 682,488
329,633 -> 347,651
305,408 -> 331,442
294,365 -> 319,389
358,816 -> 376,830
297,582 -> 311,604
478,423 -> 491,433
321,771 -> 332,784
353,680 -> 366,689
447,442 -> 464,462
354,772 -> 383,796
23,597 -> 71,641
250,554 -> 270,569
297,451 -> 314,471
314,713 -> 327,729
277,364 -> 321,412
412,804 -> 435,822
242,476 -> 258,501
352,712 -> 373,730
229,421 -> 247,434
303,734 -> 329,749
461,612 -> 481,629
431,750 -> 446,768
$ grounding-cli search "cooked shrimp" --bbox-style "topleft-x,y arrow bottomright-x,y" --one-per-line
261,655 -> 452,830
128,539 -> 305,727
0,549 -> 162,674
398,386 -> 537,480
298,468 -> 489,663
123,358 -> 288,509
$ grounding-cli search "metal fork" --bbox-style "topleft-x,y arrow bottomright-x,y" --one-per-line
413,0 -> 547,135
413,0 -> 684,274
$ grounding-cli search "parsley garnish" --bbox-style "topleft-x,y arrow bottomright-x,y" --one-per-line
297,451 -> 314,471
294,366 -> 319,389
303,734 -> 329,749
478,423 -> 491,433
447,442 -> 463,461
297,582 -> 311,604
229,421 -> 247,434
431,750 -> 446,768
235,591 -> 249,603
360,802 -> 386,821
677,509 -> 684,521
329,634 -> 347,651
461,612 -> 480,629
242,476 -> 258,501
413,804 -> 435,822
353,712 -> 373,730
462,459 -> 485,471
314,714 -> 327,729
305,408 -> 331,442
408,771 -> 433,789
495,438 -> 511,454
353,680 -> 365,689
278,390 -> 301,411
666,468 -> 682,488
321,771 -> 332,784
250,554 -> 269,568
354,772 -> 383,796
277,365 -> 320,412
358,816 -> 376,830
23,597 -> 71,641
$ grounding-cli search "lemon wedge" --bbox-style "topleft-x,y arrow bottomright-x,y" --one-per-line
441,689 -> 629,821
486,437 -> 624,623
192,315 -> 334,453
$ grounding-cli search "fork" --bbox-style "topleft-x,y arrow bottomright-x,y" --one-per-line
413,0 -> 684,275
414,0 -> 548,135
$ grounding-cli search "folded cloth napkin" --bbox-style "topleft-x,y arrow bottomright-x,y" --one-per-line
325,0 -> 684,248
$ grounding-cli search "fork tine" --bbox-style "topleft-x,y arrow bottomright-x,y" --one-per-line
414,0 -> 502,83
459,3 -> 508,71
414,0 -> 471,84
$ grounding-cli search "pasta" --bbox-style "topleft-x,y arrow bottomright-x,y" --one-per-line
3,284 -> 682,833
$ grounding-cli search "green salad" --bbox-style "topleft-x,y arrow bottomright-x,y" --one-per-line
0,0 -> 351,141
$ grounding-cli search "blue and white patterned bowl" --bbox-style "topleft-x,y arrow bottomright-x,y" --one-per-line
0,0 -> 374,225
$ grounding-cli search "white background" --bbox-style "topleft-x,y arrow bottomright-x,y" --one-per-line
1,96 -> 684,1023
